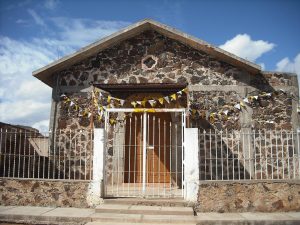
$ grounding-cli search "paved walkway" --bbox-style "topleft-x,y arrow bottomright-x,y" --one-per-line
0,205 -> 299,225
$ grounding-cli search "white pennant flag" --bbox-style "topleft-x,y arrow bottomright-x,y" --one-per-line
253,96 -> 258,100
88,112 -> 92,118
148,100 -> 156,107
223,110 -> 229,115
266,93 -> 272,97
60,94 -> 66,98
163,96 -> 170,104
243,98 -> 249,103
136,101 -> 142,105
120,99 -> 125,106
234,103 -> 241,110
70,101 -> 75,107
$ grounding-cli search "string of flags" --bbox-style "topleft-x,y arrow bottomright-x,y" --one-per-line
188,89 -> 290,124
61,87 -> 290,125
60,87 -> 188,124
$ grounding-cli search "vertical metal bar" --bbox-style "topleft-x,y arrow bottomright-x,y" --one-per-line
209,129 -> 212,180
0,129 -> 2,175
8,130 -> 12,177
169,120 -> 172,197
139,114 -> 142,196
158,117 -> 161,197
58,130 -> 61,179
18,130 -> 22,178
128,117 -> 132,196
181,111 -> 185,196
112,124 -> 114,196
63,130 -> 66,180
281,130 -> 284,179
237,131 -> 240,180
226,129 -> 229,180
12,131 -> 17,177
27,131 -> 31,178
22,130 -> 26,178
175,123 -> 178,189
292,131 -> 296,179
147,114 -> 150,195
270,130 -> 273,179
265,131 -> 268,179
69,130 -> 71,179
142,112 -> 147,195
221,131 -> 223,180
253,130 -> 256,180
297,130 -> 300,179
53,131 -> 56,179
287,130 -> 290,179
153,115 -> 155,197
259,130 -> 262,180
204,130 -> 206,180
232,131 -> 235,180
3,129 -> 8,177
163,119 -> 166,197
33,131 -> 37,178
248,131 -> 251,180
275,130 -> 279,179
79,131 -> 82,180
242,131 -> 245,180
74,132 -> 77,180
215,129 -> 218,179
134,115 -> 137,196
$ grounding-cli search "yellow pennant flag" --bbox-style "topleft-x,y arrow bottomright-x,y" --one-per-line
158,98 -> 164,105
141,100 -> 147,107
182,87 -> 188,94
107,95 -> 112,103
109,118 -> 116,125
170,93 -> 177,101
192,109 -> 197,115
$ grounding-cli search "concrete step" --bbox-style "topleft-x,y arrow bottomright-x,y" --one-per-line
95,204 -> 193,215
103,197 -> 190,207
90,213 -> 197,224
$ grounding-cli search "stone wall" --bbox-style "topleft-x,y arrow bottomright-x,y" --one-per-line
53,30 -> 298,132
0,179 -> 93,208
196,181 -> 300,212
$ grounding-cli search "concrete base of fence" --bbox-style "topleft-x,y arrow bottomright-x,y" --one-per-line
196,180 -> 300,212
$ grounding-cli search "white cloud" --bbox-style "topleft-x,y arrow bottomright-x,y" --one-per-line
0,18 -> 128,132
219,34 -> 275,62
44,0 -> 60,10
276,53 -> 300,75
27,9 -> 46,27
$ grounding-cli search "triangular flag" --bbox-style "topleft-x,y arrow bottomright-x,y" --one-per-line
158,98 -> 164,105
70,101 -> 75,107
234,103 -> 241,110
148,100 -> 157,107
120,99 -> 125,106
223,110 -> 229,115
266,93 -> 272,97
60,94 -> 66,98
109,118 -> 116,125
141,100 -> 146,107
107,95 -> 112,103
191,109 -> 197,115
75,105 -> 79,111
170,94 -> 177,101
88,112 -> 92,118
182,87 -> 188,94
164,96 -> 170,104
253,96 -> 258,100
136,101 -> 142,105
131,101 -> 137,108
177,91 -> 182,95
243,98 -> 249,103
240,101 -> 245,108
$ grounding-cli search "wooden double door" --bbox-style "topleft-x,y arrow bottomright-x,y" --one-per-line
124,112 -> 171,183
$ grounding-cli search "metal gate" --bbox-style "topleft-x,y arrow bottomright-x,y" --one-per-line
104,108 -> 185,198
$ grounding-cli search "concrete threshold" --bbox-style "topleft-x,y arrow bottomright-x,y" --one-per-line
0,205 -> 299,225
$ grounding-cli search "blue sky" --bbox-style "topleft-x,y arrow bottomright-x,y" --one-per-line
0,0 -> 299,131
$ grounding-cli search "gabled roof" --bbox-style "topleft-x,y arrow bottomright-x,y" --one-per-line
33,19 -> 261,88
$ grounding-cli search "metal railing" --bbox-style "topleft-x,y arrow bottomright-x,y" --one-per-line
199,129 -> 300,181
0,129 -> 94,181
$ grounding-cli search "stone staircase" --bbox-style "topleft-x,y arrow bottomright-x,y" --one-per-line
86,198 -> 197,224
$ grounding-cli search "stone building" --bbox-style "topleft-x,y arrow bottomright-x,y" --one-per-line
3,19 -> 299,211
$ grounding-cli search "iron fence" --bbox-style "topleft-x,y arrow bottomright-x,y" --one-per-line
199,129 -> 300,181
0,128 -> 94,180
